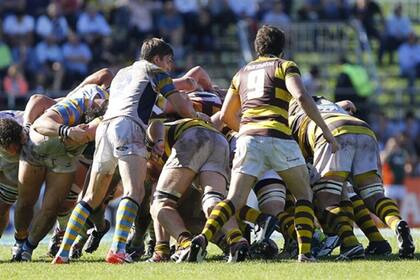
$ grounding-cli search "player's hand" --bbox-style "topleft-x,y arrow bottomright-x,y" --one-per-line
323,130 -> 340,153
67,124 -> 89,144
151,139 -> 164,159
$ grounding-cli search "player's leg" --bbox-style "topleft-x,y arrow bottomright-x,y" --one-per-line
346,183 -> 391,256
353,135 -> 414,258
13,161 -> 45,261
20,171 -> 74,261
151,167 -> 196,254
0,201 -> 12,237
0,183 -> 18,237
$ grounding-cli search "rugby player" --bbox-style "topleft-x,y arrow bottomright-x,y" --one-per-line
149,118 -> 248,263
187,25 -> 338,263
53,38 -> 207,264
13,82 -> 109,261
288,96 -> 415,259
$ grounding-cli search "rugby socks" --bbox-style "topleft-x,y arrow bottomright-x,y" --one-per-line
350,195 -> 385,242
294,200 -> 314,256
110,197 -> 139,253
22,237 -> 38,254
276,211 -> 297,241
285,191 -> 296,215
226,228 -> 243,245
323,205 -> 359,248
202,200 -> 235,242
374,197 -> 402,231
57,201 -> 92,258
154,241 -> 170,257
238,205 -> 267,224
177,231 -> 193,248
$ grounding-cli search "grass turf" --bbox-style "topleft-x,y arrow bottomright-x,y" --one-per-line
0,234 -> 419,280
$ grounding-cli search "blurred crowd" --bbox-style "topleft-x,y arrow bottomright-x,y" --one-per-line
0,0 -> 418,183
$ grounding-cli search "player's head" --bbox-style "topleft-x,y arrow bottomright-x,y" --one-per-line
254,25 -> 286,58
0,118 -> 24,157
140,38 -> 174,72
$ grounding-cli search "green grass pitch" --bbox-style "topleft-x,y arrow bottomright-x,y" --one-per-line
0,231 -> 419,280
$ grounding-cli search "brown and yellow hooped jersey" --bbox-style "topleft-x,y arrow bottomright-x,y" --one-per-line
229,56 -> 301,139
161,118 -> 221,162
289,97 -> 377,159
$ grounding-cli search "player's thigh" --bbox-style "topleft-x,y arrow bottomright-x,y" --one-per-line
118,154 -> 148,202
17,160 -> 45,206
277,164 -> 312,201
227,171 -> 257,209
43,171 -> 75,211
155,167 -> 196,201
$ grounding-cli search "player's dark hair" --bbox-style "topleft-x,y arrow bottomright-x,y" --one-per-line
0,118 -> 22,148
140,38 -> 174,62
254,25 -> 286,57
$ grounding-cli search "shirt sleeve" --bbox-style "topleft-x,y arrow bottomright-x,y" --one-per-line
228,72 -> 240,95
50,98 -> 87,126
149,67 -> 177,98
282,61 -> 301,79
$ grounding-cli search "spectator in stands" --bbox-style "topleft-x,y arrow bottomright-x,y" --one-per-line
378,3 -> 412,65
0,34 -> 13,80
56,0 -> 83,29
190,8 -> 214,52
174,0 -> 199,35
158,1 -> 185,59
62,32 -> 92,89
381,135 -> 409,204
399,111 -> 419,143
2,4 -> 34,47
127,0 -> 160,43
370,111 -> 395,149
262,1 -> 290,29
302,65 -> 321,95
76,2 -> 111,45
227,0 -> 259,19
320,0 -> 350,21
398,32 -> 420,99
2,64 -> 28,108
25,0 -> 50,17
352,0 -> 384,43
36,3 -> 69,43
34,36 -> 64,90
297,0 -> 322,21
334,57 -> 374,120
207,0 -> 237,36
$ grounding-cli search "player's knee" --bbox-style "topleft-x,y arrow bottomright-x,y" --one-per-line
202,191 -> 225,217
255,179 -> 286,213
151,190 -> 180,219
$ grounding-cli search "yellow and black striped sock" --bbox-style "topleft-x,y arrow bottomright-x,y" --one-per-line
177,231 -> 193,249
226,228 -> 243,245
350,194 -> 385,242
294,200 -> 314,256
238,205 -> 266,224
110,197 -> 139,253
57,201 -> 92,258
276,211 -> 297,241
201,200 -> 235,242
324,206 -> 359,248
285,191 -> 295,215
154,241 -> 170,256
374,197 -> 402,231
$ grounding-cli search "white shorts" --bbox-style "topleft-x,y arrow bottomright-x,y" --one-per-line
313,134 -> 380,178
91,116 -> 147,174
232,135 -> 305,178
163,127 -> 230,182
21,137 -> 78,173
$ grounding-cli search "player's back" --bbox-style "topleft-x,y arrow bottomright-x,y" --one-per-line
233,56 -> 300,139
104,60 -> 172,126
